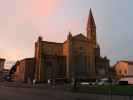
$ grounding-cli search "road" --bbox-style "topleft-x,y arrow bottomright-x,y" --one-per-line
0,83 -> 132,100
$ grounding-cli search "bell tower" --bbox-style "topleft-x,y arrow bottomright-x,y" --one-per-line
87,8 -> 97,45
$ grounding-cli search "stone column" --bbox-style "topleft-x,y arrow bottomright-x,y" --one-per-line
34,36 -> 46,82
66,32 -> 73,81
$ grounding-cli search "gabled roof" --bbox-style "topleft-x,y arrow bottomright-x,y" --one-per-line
72,33 -> 89,41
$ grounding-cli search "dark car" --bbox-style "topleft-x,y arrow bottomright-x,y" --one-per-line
3,74 -> 12,82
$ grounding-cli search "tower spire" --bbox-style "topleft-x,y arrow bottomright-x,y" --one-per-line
87,8 -> 96,45
87,8 -> 96,28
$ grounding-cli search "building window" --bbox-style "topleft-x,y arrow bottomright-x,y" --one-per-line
46,61 -> 52,66
125,70 -> 127,74
119,70 -> 122,74
80,47 -> 83,50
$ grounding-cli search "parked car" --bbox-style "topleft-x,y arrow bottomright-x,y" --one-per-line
118,80 -> 128,85
96,78 -> 111,85
118,77 -> 133,85
3,74 -> 12,81
80,82 -> 96,85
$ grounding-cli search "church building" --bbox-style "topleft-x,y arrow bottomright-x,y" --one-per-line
34,9 -> 110,83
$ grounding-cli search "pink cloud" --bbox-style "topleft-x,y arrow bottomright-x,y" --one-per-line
16,0 -> 62,20
31,0 -> 61,16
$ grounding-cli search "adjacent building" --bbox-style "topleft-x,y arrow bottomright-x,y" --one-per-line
14,58 -> 35,83
0,58 -> 5,80
0,58 -> 5,72
115,60 -> 133,78
115,60 -> 133,84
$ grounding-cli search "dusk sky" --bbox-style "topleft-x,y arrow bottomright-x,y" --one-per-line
0,0 -> 132,69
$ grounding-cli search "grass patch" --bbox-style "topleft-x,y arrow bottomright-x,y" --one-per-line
111,85 -> 133,94
71,85 -> 133,95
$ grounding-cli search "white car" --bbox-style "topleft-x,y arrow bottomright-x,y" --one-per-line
96,78 -> 110,85
80,81 -> 97,86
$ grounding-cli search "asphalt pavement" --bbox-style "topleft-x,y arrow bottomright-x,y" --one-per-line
0,82 -> 132,100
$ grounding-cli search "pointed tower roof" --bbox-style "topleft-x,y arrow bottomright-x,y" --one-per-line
87,8 -> 96,28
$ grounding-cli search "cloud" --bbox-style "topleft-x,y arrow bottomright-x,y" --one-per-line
0,0 -> 62,69
16,0 -> 62,21
32,0 -> 61,16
